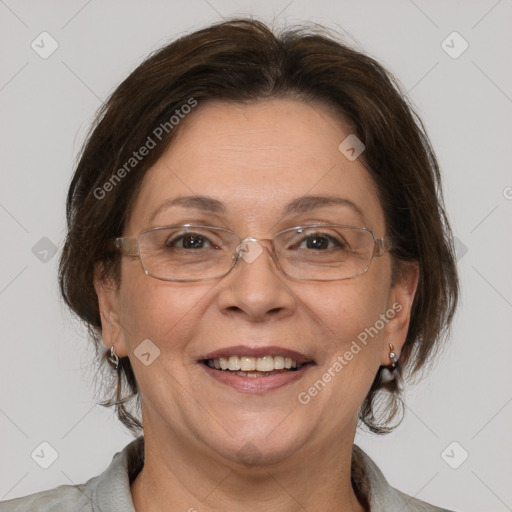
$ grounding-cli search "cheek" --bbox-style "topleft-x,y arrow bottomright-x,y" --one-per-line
117,264 -> 208,352
300,275 -> 388,342
294,276 -> 389,392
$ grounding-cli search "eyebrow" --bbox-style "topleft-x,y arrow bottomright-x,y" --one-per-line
149,196 -> 225,222
148,194 -> 365,223
282,195 -> 365,219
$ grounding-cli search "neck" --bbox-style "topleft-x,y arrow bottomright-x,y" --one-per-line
131,420 -> 366,512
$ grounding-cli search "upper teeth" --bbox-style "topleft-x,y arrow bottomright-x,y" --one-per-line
207,356 -> 299,372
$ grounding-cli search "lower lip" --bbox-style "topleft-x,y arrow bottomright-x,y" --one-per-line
201,363 -> 314,393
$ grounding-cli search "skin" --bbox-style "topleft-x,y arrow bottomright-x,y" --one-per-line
95,99 -> 418,512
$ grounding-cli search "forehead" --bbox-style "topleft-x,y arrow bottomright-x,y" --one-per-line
127,99 -> 385,234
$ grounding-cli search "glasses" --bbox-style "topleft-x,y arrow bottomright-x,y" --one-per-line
114,224 -> 390,282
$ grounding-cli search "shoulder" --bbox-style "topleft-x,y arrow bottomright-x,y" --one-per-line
0,437 -> 144,512
0,483 -> 91,512
353,445 -> 455,512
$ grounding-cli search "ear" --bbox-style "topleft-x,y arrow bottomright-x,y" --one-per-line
380,261 -> 419,366
93,263 -> 129,358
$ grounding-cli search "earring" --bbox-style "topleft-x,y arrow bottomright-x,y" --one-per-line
388,343 -> 399,370
381,343 -> 399,383
107,345 -> 120,370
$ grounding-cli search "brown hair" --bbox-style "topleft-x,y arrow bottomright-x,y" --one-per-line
59,18 -> 458,435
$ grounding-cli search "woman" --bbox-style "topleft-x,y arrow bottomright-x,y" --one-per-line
0,18 -> 458,512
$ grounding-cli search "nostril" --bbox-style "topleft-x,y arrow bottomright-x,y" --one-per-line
225,306 -> 243,314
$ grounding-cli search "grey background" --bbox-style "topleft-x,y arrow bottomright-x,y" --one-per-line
1,1 -> 511,511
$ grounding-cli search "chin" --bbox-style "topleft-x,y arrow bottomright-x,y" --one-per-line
205,420 -> 311,469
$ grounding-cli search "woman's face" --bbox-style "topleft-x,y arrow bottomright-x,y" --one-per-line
97,99 -> 416,466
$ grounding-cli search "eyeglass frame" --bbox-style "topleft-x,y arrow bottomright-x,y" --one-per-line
113,223 -> 391,282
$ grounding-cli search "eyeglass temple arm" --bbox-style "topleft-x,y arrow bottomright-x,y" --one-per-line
114,237 -> 140,256
374,237 -> 391,257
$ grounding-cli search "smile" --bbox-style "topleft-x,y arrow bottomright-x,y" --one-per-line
199,346 -> 315,392
205,355 -> 304,375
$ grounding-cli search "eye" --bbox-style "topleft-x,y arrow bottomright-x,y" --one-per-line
295,233 -> 347,251
166,233 -> 218,250
303,234 -> 333,250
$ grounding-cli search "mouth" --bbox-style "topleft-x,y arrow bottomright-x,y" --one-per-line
203,355 -> 309,376
198,346 -> 315,393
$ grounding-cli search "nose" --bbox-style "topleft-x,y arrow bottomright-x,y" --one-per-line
217,239 -> 297,323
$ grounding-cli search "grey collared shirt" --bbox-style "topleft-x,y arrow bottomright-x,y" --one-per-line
0,437 -> 454,511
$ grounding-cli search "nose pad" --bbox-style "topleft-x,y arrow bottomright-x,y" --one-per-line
236,238 -> 264,264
